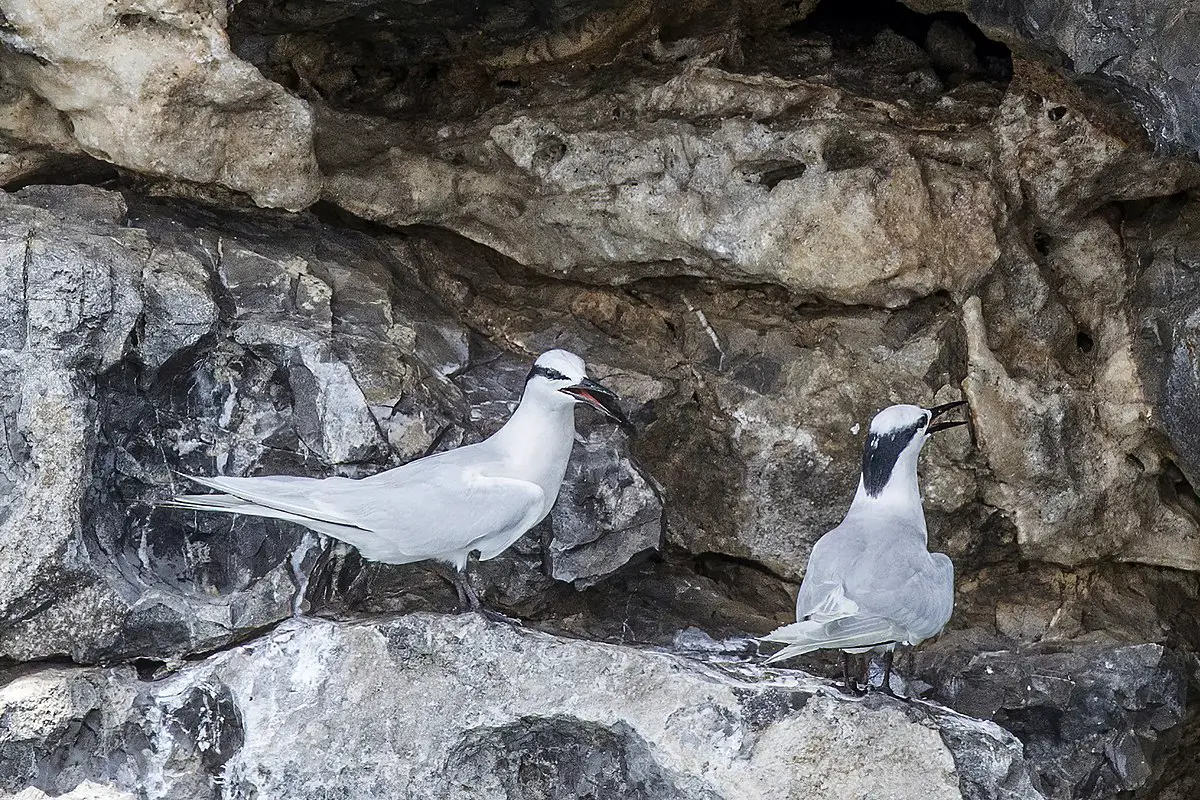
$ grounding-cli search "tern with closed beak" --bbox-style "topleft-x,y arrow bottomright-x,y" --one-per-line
163,349 -> 629,618
759,401 -> 968,693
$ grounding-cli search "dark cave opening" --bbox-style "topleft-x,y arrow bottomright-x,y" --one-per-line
790,0 -> 1012,82
730,0 -> 1013,104
796,0 -> 1012,74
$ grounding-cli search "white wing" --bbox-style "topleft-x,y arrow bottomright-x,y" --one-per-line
762,517 -> 954,659
169,449 -> 547,565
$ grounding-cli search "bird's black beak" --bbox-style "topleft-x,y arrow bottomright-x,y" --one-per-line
560,377 -> 631,427
926,400 -> 968,434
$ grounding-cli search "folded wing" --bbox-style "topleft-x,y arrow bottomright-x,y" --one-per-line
165,455 -> 547,565
760,522 -> 955,661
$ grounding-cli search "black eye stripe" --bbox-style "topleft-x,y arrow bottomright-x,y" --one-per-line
526,365 -> 571,383
861,421 -> 924,496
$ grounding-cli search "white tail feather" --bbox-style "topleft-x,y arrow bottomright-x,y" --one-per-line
759,616 -> 901,663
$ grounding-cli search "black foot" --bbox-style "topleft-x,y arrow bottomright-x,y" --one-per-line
841,652 -> 867,696
449,569 -> 470,610
871,649 -> 905,698
450,567 -> 522,625
474,606 -> 524,626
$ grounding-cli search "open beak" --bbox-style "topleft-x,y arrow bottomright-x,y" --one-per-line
560,377 -> 632,427
926,400 -> 968,434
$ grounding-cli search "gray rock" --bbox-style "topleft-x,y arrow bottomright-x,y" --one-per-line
453,349 -> 663,588
922,642 -> 1191,799
0,614 -> 1045,800
322,71 -> 1005,307
0,186 -> 471,661
0,0 -> 319,209
548,424 -> 663,587
963,0 -> 1200,155
1,0 -> 1200,796
0,186 -> 674,661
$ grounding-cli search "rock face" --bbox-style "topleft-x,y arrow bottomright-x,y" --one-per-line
0,185 -> 666,662
924,641 -> 1190,799
322,81 -> 1005,306
960,0 -> 1200,155
0,0 -> 319,207
0,0 -> 1199,798
0,614 -> 1042,800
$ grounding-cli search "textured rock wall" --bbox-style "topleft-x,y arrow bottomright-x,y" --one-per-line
0,615 -> 1043,800
0,0 -> 1200,798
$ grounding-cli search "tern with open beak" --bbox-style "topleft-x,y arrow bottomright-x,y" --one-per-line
164,349 -> 630,618
759,401 -> 968,693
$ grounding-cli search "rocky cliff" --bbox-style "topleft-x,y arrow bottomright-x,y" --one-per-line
0,0 -> 1199,798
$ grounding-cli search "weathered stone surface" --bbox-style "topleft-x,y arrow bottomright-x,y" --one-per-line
1130,198 -> 1200,523
0,186 -> 147,663
0,614 -> 1043,800
961,0 -> 1200,155
321,67 -> 1005,306
0,0 -> 319,208
957,62 -> 1200,569
922,641 -> 1191,800
0,186 -> 673,662
0,81 -> 107,187
13,783 -> 135,800
0,1 -> 1199,797
0,186 -> 467,661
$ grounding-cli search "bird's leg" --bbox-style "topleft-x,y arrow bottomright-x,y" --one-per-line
345,558 -> 377,609
841,653 -> 864,695
454,567 -> 522,626
451,568 -> 471,610
293,534 -> 334,617
880,649 -> 897,696
456,568 -> 483,612
431,563 -> 471,610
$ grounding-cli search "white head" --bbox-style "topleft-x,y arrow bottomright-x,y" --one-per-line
523,349 -> 629,424
859,401 -> 967,500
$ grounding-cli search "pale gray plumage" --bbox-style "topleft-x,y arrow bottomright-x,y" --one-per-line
163,349 -> 627,574
761,403 -> 963,664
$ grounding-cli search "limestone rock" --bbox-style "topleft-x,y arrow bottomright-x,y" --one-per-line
322,66 -> 1005,306
0,185 -> 147,663
0,185 -> 671,661
963,0 -> 1200,154
13,783 -> 136,800
0,185 -> 470,661
923,642 -> 1190,799
0,0 -> 319,209
0,1 -> 1198,796
0,614 -> 1043,800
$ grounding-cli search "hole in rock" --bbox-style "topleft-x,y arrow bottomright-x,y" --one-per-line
1033,230 -> 1053,256
1048,105 -> 1067,121
1158,462 -> 1200,523
132,658 -> 167,681
783,0 -> 1012,89
444,717 -> 692,798
2,159 -> 119,192
822,134 -> 874,171
115,12 -> 152,28
1075,330 -> 1094,353
754,161 -> 808,189
227,0 -> 633,118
